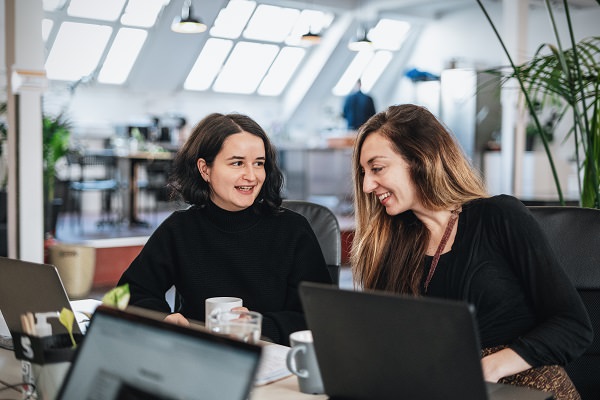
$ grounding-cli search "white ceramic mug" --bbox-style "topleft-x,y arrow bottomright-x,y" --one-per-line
286,330 -> 324,395
205,297 -> 243,328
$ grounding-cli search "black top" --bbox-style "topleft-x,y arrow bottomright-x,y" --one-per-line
118,201 -> 332,345
422,195 -> 593,367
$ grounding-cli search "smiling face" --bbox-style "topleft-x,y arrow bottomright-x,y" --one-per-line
197,132 -> 266,212
359,131 -> 420,216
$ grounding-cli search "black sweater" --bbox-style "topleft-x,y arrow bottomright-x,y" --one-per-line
422,195 -> 593,367
118,202 -> 332,345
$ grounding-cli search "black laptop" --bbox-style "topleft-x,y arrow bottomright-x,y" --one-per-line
299,282 -> 553,400
57,305 -> 262,400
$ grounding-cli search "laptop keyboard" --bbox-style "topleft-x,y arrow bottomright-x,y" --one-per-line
0,334 -> 13,350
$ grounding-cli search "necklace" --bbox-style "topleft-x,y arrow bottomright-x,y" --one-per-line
424,207 -> 462,292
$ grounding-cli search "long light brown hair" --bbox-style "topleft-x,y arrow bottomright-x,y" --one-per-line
351,104 -> 488,294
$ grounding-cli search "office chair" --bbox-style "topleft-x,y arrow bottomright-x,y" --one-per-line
165,200 -> 342,313
282,199 -> 342,286
529,206 -> 600,400
66,150 -> 122,230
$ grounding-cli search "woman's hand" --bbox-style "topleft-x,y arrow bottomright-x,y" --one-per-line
481,348 -> 532,382
164,312 -> 190,326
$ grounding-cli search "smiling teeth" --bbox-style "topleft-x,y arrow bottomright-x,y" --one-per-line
378,192 -> 391,201
237,186 -> 252,191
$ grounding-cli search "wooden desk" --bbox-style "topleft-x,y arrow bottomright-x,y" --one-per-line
0,347 -> 327,400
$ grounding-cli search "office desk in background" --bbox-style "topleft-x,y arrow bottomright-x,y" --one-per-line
0,347 -> 327,400
118,151 -> 174,228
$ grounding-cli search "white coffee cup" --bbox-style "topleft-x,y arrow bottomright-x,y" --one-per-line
286,330 -> 324,395
205,297 -> 243,327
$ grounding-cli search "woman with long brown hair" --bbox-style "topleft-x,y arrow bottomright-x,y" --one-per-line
351,104 -> 592,399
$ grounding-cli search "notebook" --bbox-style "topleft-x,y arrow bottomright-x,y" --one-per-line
0,256 -> 82,338
298,282 -> 553,400
57,305 -> 262,400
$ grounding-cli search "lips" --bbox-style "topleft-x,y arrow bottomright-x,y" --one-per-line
236,186 -> 254,192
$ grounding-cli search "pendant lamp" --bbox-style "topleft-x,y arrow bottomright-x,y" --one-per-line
171,0 -> 207,34
348,26 -> 372,51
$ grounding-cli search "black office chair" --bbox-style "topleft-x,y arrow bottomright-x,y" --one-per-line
282,199 -> 342,286
529,206 -> 600,400
66,150 -> 122,229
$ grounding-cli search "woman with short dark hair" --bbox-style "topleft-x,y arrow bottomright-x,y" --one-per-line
119,113 -> 331,345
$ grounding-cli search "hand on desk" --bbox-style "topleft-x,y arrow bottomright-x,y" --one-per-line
164,312 -> 190,327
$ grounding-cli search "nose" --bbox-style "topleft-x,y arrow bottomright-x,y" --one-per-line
242,165 -> 256,181
362,173 -> 377,193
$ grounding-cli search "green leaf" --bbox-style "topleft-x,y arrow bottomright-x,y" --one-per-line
102,283 -> 131,310
59,307 -> 77,348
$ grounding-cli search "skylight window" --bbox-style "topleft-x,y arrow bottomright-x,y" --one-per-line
120,0 -> 168,28
258,47 -> 306,96
42,19 -> 53,42
369,19 -> 411,51
243,4 -> 300,43
45,22 -> 112,81
98,28 -> 147,85
184,38 -> 233,91
210,0 -> 256,39
213,42 -> 279,94
285,9 -> 334,46
67,0 -> 126,21
333,18 -> 411,96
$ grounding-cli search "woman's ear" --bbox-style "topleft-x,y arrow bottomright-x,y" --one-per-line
197,158 -> 209,182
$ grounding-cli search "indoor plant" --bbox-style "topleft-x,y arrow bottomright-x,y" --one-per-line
43,113 -> 71,234
477,0 -> 600,208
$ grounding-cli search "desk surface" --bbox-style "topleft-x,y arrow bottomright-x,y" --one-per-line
0,348 -> 327,400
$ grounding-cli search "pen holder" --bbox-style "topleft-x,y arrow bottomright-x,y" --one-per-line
13,333 -> 83,399
12,332 -> 83,364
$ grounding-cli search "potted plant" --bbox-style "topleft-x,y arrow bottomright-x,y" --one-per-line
477,0 -> 600,208
43,113 -> 71,235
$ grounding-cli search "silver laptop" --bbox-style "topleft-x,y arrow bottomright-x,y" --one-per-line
56,305 -> 262,400
299,282 -> 553,400
0,256 -> 81,338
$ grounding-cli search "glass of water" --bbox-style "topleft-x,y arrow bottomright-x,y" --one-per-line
208,310 -> 262,344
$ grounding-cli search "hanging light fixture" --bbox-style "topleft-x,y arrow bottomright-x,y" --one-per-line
348,25 -> 372,51
301,30 -> 321,45
171,0 -> 207,34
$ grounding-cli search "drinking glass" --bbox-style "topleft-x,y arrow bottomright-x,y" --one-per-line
208,310 -> 262,344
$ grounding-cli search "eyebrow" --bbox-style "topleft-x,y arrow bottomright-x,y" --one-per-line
365,155 -> 386,165
225,155 -> 266,161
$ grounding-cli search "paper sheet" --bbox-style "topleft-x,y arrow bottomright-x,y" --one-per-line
254,343 -> 293,386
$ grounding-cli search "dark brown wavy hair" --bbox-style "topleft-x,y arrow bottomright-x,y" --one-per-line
169,113 -> 283,214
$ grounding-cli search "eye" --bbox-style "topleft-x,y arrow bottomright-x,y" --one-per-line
231,161 -> 243,167
371,166 -> 383,173
254,161 -> 265,167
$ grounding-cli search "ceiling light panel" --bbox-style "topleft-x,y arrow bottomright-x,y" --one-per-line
369,19 -> 410,51
67,0 -> 126,21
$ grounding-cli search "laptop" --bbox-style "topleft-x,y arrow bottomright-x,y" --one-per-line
57,305 -> 262,400
299,282 -> 553,400
0,256 -> 82,338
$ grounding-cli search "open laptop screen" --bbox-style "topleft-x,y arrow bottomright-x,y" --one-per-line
57,305 -> 261,400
